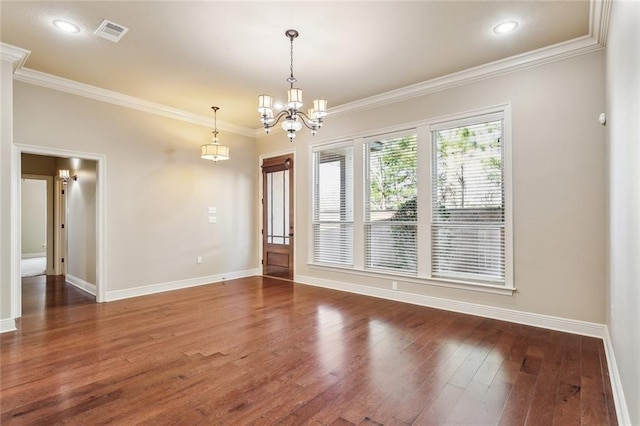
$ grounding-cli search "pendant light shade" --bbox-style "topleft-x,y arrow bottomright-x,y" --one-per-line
200,106 -> 230,162
201,143 -> 230,161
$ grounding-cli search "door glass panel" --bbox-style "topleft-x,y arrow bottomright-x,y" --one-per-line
266,169 -> 290,245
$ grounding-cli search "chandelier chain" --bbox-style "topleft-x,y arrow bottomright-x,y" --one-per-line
289,36 -> 295,87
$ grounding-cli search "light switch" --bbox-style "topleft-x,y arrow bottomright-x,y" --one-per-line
208,207 -> 216,214
208,216 -> 217,224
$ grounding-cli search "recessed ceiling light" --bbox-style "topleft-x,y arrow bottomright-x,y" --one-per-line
52,20 -> 80,34
493,20 -> 519,34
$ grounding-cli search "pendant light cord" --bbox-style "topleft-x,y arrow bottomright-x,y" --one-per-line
212,106 -> 219,140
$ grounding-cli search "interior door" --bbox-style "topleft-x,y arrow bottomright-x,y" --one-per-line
262,155 -> 294,280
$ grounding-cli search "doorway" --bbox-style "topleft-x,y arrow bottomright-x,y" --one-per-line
11,145 -> 106,321
262,154 -> 294,280
20,176 -> 52,277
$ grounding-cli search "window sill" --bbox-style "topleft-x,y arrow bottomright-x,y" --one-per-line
307,263 -> 516,296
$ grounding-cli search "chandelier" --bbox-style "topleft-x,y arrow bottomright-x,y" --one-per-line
258,29 -> 327,141
200,106 -> 230,162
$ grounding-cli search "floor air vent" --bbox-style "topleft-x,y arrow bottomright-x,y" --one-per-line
94,19 -> 129,43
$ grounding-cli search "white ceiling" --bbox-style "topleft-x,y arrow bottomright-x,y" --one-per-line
1,1 -> 594,131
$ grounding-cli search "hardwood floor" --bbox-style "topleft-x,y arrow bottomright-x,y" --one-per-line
1,275 -> 617,425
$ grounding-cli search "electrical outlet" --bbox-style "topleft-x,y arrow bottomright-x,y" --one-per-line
197,256 -> 202,264
392,281 -> 398,291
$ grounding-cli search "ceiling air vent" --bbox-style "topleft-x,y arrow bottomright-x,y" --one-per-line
94,19 -> 129,43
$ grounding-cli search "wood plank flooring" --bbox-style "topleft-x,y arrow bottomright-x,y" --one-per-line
1,275 -> 617,425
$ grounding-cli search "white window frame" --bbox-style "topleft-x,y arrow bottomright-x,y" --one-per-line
310,141 -> 355,267
428,111 -> 510,286
308,104 -> 514,295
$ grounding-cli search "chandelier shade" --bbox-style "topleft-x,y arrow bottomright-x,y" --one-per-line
258,29 -> 327,141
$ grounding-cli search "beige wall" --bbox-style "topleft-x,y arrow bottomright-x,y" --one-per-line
20,178 -> 46,256
258,50 -> 607,323
58,157 -> 97,285
1,59 -> 13,321
22,153 -> 56,175
13,82 -> 259,294
606,0 -> 640,422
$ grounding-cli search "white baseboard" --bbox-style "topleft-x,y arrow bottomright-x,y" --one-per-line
105,269 -> 260,302
295,274 -> 606,338
66,274 -> 96,296
603,327 -> 632,426
0,318 -> 17,333
21,252 -> 45,259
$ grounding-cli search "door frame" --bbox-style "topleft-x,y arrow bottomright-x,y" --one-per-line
258,149 -> 296,279
11,143 -> 107,320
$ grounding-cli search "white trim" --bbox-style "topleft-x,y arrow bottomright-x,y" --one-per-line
66,274 -> 96,296
310,103 -> 512,151
12,68 -> 257,138
296,274 -> 604,338
322,36 -> 604,123
0,42 -> 30,71
352,138 -> 365,271
105,269 -> 259,302
11,144 -> 21,318
590,0 -> 611,47
503,107 -> 514,290
603,327 -> 632,426
294,274 -> 628,422
0,319 -> 17,334
307,103 -> 514,293
308,263 -> 515,296
5,0 -> 611,140
428,106 -> 514,289
13,144 -> 107,321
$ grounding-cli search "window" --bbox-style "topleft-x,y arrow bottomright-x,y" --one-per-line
266,169 -> 290,245
312,145 -> 354,265
365,132 -> 418,274
309,106 -> 511,291
431,113 -> 505,283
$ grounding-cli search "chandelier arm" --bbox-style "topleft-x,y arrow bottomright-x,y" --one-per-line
263,110 -> 290,130
297,111 -> 319,130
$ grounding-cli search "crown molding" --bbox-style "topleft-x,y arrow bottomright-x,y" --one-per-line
6,0 -> 610,140
258,0 -> 611,137
12,67 -> 256,138
0,42 -> 30,71
592,0 -> 612,47
324,35 -> 602,122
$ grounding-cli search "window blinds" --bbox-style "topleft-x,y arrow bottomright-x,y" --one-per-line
431,116 -> 505,283
312,146 -> 354,265
365,132 -> 418,274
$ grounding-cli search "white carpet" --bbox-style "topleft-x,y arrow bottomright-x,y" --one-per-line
21,257 -> 46,277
